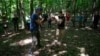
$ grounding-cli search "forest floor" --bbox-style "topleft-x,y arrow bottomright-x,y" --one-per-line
0,22 -> 100,56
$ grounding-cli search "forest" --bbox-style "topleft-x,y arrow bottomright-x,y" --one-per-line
0,0 -> 100,56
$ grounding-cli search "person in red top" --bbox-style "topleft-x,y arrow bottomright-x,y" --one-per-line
66,12 -> 70,25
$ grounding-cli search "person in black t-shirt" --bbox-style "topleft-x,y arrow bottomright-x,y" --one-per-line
92,11 -> 100,29
55,11 -> 65,42
12,14 -> 19,32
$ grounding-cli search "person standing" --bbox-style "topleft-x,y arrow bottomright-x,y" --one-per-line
83,12 -> 88,27
2,15 -> 8,36
92,11 -> 100,29
66,12 -> 70,26
30,7 -> 43,49
55,11 -> 65,42
12,14 -> 19,32
77,13 -> 83,28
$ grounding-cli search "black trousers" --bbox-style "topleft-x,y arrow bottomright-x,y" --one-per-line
14,23 -> 19,32
31,31 -> 41,47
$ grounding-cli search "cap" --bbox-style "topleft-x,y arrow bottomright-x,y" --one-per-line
35,7 -> 43,12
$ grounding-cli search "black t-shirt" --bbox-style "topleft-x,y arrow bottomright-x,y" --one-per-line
58,15 -> 65,29
93,15 -> 100,23
12,17 -> 19,24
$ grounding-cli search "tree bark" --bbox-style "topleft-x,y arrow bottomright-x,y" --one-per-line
30,0 -> 34,15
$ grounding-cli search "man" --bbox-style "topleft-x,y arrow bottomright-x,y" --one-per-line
12,14 -> 19,32
77,13 -> 83,28
92,11 -> 100,29
2,15 -> 8,36
83,12 -> 88,27
30,7 -> 43,49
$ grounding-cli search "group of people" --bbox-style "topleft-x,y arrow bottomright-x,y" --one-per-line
30,7 -> 66,51
30,7 -> 100,50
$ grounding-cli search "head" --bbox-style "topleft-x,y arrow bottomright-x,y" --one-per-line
35,7 -> 43,15
58,11 -> 63,16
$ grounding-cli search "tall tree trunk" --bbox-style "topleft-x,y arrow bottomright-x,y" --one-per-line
30,0 -> 34,15
19,0 -> 26,29
39,0 -> 43,7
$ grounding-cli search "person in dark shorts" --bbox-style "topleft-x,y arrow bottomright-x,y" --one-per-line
56,11 -> 65,42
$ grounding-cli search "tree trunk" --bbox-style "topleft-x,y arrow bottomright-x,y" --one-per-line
19,0 -> 26,29
30,0 -> 34,15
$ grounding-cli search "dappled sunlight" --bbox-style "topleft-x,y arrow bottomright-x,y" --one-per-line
1,32 -> 12,37
42,39 -> 49,42
44,34 -> 47,37
25,31 -> 31,34
45,29 -> 49,32
77,47 -> 89,56
47,33 -> 51,36
18,38 -> 32,46
8,33 -> 20,38
65,26 -> 69,30
58,50 -> 67,55
3,39 -> 10,43
73,35 -> 79,38
51,30 -> 56,32
85,26 -> 92,30
75,28 -> 79,31
63,43 -> 67,47
56,29 -> 59,36
10,37 -> 32,46
52,54 -> 58,56
81,28 -> 86,30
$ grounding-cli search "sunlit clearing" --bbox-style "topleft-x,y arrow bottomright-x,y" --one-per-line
58,50 -> 67,55
10,38 -> 32,46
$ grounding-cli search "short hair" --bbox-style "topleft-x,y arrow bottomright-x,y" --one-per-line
35,7 -> 43,12
59,11 -> 62,14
